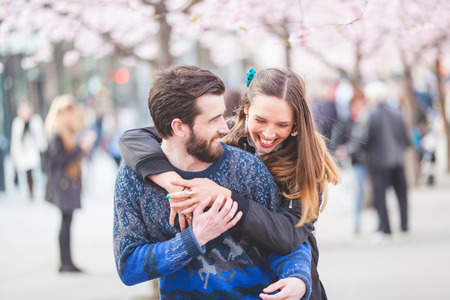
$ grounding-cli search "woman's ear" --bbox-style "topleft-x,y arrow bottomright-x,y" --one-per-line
243,107 -> 249,115
171,118 -> 188,137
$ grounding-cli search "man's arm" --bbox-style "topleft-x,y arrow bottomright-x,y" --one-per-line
113,165 -> 204,285
113,165 -> 242,286
266,242 -> 313,300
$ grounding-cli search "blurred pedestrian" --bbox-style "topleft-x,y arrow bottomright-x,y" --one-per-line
10,101 -> 47,200
420,125 -> 437,186
0,135 -> 8,191
331,89 -> 370,235
311,81 -> 338,147
362,81 -> 411,242
43,94 -> 96,273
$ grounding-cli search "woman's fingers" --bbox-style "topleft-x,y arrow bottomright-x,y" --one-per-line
169,208 -> 177,228
178,213 -> 187,231
171,197 -> 201,209
169,179 -> 192,188
167,190 -> 192,200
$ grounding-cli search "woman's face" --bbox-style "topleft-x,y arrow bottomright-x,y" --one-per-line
60,105 -> 83,131
245,94 -> 295,154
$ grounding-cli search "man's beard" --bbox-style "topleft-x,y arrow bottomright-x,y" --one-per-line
186,129 -> 223,164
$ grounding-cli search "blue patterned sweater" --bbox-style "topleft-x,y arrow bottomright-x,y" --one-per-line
113,143 -> 312,299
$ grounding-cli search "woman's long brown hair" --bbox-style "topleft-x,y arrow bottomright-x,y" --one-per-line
223,68 -> 341,226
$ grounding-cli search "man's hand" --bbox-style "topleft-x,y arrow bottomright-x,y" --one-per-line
260,277 -> 306,300
192,195 -> 242,247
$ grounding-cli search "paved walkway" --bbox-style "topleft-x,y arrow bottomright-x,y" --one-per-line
0,152 -> 155,300
318,166 -> 450,300
0,150 -> 449,300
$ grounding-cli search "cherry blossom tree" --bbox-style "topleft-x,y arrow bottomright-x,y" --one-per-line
1,0 -> 450,170
187,0 -> 450,171
0,0 -> 204,69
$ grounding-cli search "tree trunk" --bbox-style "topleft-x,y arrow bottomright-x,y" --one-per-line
353,40 -> 363,90
154,2 -> 173,68
286,42 -> 291,69
434,59 -> 450,172
400,62 -> 420,185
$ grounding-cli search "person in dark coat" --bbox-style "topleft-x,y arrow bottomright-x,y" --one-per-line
44,94 -> 95,272
362,81 -> 411,241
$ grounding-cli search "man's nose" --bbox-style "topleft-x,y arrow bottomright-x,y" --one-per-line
219,117 -> 230,134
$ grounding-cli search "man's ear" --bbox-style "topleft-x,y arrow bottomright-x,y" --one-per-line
171,118 -> 189,137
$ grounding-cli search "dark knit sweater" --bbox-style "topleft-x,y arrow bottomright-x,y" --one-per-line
114,143 -> 312,299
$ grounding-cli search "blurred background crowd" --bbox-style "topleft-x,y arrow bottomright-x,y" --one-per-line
1,0 -> 450,299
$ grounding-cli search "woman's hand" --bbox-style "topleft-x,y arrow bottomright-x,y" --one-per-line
260,277 -> 306,300
192,195 -> 242,247
167,178 -> 232,214
148,172 -> 192,231
168,193 -> 191,231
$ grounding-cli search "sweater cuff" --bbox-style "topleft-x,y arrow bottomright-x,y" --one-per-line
180,226 -> 205,258
282,271 -> 312,300
297,273 -> 312,300
231,191 -> 250,227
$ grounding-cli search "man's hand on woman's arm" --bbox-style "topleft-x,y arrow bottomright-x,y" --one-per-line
192,195 -> 242,247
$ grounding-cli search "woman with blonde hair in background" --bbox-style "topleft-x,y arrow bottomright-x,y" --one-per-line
44,94 -> 96,272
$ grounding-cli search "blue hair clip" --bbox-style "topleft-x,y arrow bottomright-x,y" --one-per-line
246,67 -> 256,87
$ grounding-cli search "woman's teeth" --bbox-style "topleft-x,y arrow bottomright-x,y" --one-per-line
260,137 -> 275,145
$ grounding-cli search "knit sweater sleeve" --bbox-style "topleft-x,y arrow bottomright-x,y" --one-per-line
268,242 -> 312,300
230,150 -> 312,299
113,165 -> 205,286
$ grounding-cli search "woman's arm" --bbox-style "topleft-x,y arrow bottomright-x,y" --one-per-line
118,127 -> 198,230
118,127 -> 176,184
233,192 -> 314,255
119,127 -> 312,255
168,179 -> 313,255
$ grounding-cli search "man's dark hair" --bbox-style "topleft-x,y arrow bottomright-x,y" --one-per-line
148,65 -> 225,138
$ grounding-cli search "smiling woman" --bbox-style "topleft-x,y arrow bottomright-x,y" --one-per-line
244,94 -> 294,154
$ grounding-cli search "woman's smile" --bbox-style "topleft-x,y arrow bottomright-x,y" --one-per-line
246,94 -> 294,154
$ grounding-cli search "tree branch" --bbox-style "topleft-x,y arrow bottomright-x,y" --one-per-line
301,46 -> 349,79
